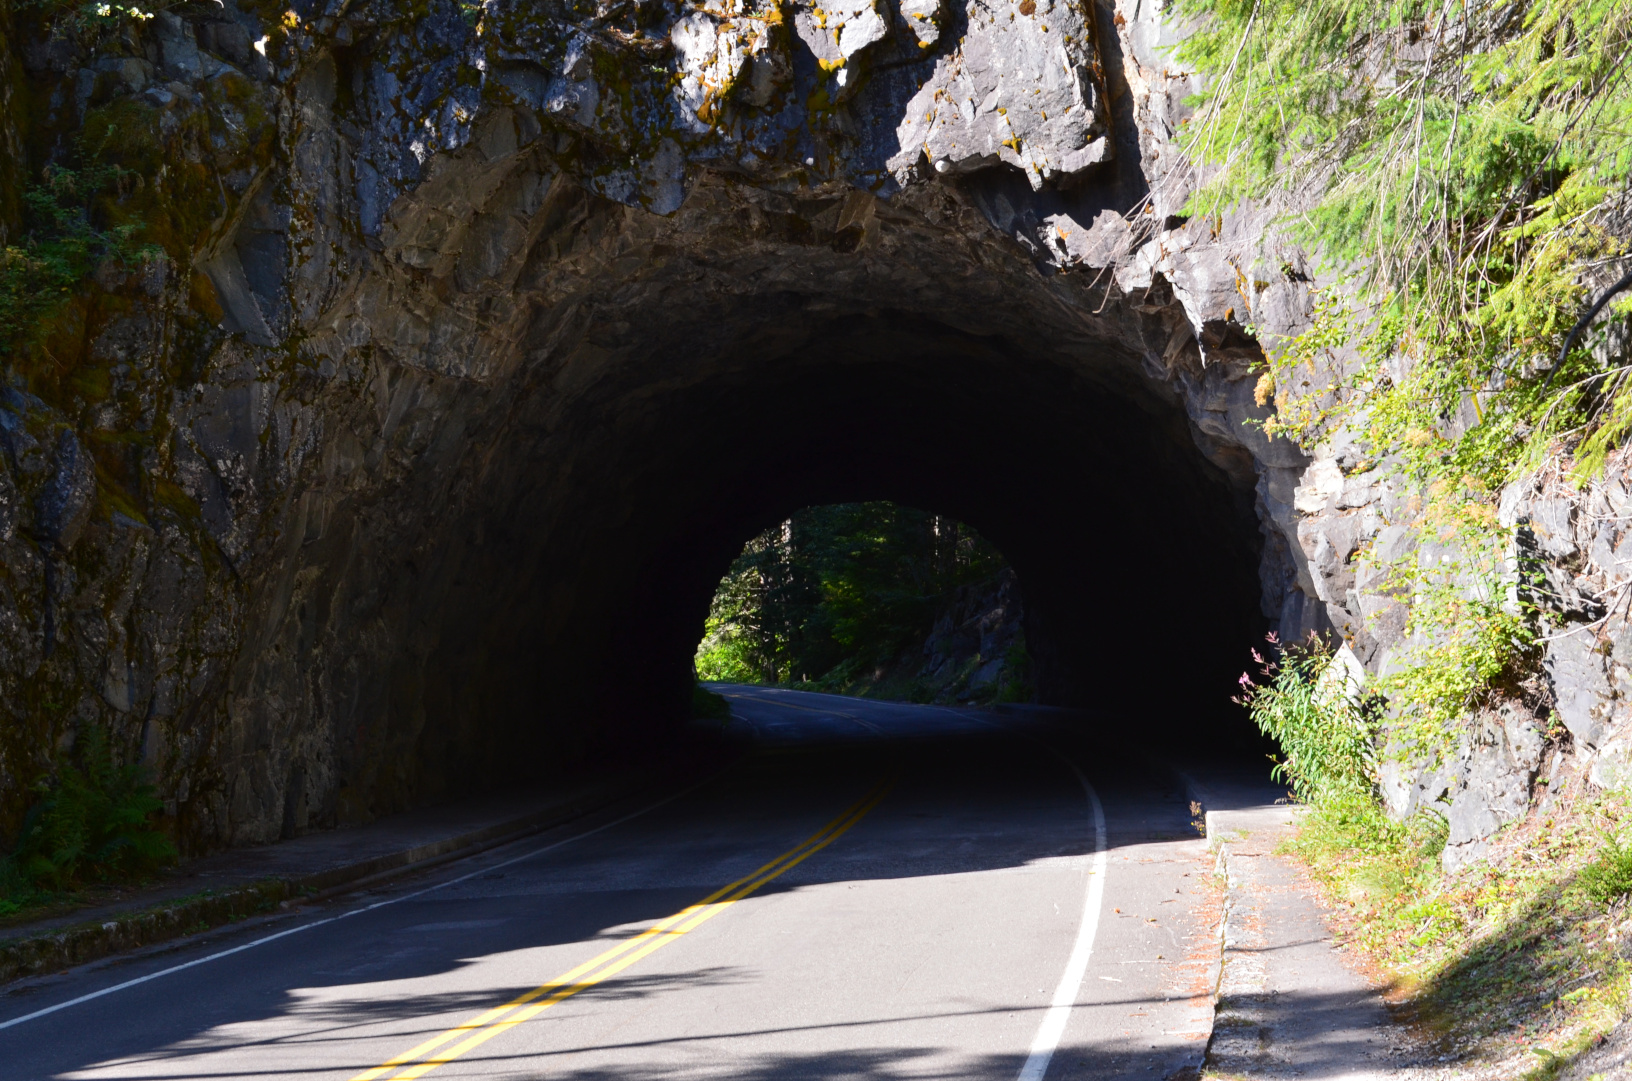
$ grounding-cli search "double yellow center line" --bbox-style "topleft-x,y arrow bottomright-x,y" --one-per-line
350,777 -> 894,1081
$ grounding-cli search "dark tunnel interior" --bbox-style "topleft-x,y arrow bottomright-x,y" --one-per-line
443,307 -> 1272,782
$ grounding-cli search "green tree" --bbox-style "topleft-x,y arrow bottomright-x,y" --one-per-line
694,503 -> 1007,688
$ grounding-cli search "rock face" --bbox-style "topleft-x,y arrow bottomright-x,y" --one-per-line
0,0 -> 1610,855
917,567 -> 1027,702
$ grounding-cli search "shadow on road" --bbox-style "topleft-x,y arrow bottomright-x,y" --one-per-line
1,689 -> 1274,1081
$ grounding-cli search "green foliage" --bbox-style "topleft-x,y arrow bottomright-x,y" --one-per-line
1289,794 -> 1632,1068
1,160 -> 157,358
1377,543 -> 1537,760
694,503 -> 1009,690
0,726 -> 176,914
1577,831 -> 1632,905
1178,0 -> 1630,755
20,0 -> 161,47
1237,632 -> 1381,804
1290,795 -> 1447,936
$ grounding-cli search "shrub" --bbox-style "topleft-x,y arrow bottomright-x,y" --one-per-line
1577,833 -> 1632,906
1,161 -> 156,359
1236,632 -> 1380,806
0,726 -> 176,910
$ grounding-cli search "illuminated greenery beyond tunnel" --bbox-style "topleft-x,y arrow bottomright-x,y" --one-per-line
694,502 -> 1024,702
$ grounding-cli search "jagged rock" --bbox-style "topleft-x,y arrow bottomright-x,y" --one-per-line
889,0 -> 1108,187
1547,629 -> 1614,751
154,11 -> 203,82
0,0 -> 1566,850
1443,713 -> 1539,870
1379,752 -> 1453,820
1293,458 -> 1343,514
33,431 -> 97,553
1590,730 -> 1632,790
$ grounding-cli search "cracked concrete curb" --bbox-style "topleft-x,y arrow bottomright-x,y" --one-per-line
0,763 -> 708,986
1206,826 -> 1271,1067
1169,766 -> 1302,1074
1195,800 -> 1411,1080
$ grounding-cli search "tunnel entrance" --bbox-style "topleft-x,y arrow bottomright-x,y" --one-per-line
168,172 -> 1307,841
437,311 -> 1271,784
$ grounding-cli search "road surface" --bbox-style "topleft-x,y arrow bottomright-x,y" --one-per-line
0,687 -> 1224,1080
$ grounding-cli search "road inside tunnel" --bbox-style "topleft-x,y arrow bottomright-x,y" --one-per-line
0,689 -> 1283,1081
465,309 -> 1272,783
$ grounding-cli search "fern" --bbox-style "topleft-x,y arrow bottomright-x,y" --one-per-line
1,726 -> 176,904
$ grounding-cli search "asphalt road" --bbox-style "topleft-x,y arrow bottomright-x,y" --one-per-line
0,688 -> 1224,1080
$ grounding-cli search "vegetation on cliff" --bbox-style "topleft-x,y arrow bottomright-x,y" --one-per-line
1180,0 -> 1632,749
694,502 -> 1026,702
0,160 -> 156,360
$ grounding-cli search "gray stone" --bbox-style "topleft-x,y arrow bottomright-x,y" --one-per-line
97,56 -> 152,92
1531,496 -> 1578,558
1443,720 -> 1533,871
1590,732 -> 1632,791
885,0 -> 1108,187
198,20 -> 256,69
1546,628 -> 1614,750
1379,752 -> 1453,821
1499,702 -> 1546,773
33,430 -> 96,552
0,453 -> 18,543
154,11 -> 203,82
1293,458 -> 1343,514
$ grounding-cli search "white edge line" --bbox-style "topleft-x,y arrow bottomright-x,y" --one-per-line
1017,760 -> 1107,1081
939,705 -> 1109,1081
0,774 -> 720,1032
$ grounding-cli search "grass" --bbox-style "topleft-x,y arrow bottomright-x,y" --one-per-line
1284,777 -> 1632,1076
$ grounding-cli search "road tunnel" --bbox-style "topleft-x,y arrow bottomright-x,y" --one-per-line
377,298 -> 1269,803
104,169 -> 1297,847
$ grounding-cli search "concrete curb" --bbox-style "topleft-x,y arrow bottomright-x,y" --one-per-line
0,773 -> 664,986
1169,768 -> 1300,1069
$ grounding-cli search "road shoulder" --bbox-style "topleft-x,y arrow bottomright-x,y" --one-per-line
0,749 -> 733,987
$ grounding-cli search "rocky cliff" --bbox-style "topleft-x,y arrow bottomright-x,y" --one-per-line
0,0 -> 1613,856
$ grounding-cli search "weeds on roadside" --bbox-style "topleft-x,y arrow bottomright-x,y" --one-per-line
1235,632 -> 1380,805
1285,795 -> 1447,955
1228,631 -> 1632,1065
1291,788 -> 1632,1071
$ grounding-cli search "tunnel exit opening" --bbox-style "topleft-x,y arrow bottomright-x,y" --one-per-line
692,501 -> 1028,705
469,309 -> 1276,775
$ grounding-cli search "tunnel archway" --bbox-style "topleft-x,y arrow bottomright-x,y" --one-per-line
168,170 -> 1310,843
397,308 -> 1268,795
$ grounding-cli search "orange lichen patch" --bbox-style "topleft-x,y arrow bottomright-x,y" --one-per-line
190,271 -> 225,325
1254,372 -> 1274,406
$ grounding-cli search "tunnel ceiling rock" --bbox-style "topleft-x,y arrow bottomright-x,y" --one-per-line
0,0 -> 1377,850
